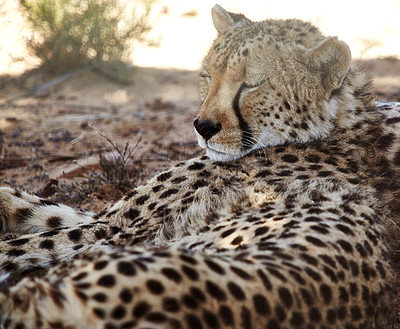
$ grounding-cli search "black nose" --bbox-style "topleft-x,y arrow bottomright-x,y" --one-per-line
193,118 -> 222,141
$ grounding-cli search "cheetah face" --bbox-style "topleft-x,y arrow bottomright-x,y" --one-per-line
194,5 -> 351,162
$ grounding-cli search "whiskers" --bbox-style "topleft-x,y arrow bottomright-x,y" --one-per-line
242,128 -> 265,150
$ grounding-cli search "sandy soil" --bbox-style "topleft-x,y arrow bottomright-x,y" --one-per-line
1,0 -> 400,327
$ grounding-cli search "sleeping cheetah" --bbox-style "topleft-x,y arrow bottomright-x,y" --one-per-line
1,4 -> 400,329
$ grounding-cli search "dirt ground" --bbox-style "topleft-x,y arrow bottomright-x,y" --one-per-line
1,1 -> 400,327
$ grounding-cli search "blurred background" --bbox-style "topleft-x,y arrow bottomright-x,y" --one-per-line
1,0 -> 400,74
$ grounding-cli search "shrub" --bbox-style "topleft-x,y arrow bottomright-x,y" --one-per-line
20,0 -> 154,80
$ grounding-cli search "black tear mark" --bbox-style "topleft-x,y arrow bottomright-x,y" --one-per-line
233,83 -> 252,150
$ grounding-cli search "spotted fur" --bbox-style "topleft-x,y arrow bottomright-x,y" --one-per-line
1,5 -> 400,329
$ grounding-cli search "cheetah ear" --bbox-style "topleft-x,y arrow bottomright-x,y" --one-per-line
211,4 -> 252,34
305,37 -> 351,93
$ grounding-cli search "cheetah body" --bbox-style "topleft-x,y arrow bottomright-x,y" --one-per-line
1,5 -> 400,329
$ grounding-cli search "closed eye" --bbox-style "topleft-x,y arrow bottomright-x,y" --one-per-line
200,71 -> 211,84
243,79 -> 268,91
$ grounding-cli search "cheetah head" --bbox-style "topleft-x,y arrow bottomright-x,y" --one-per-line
194,5 -> 351,162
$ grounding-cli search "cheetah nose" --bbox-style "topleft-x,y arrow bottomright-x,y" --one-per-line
193,118 -> 222,141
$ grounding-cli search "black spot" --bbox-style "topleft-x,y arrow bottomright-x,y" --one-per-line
242,48 -> 249,56
278,287 -> 293,309
47,216 -> 63,228
146,280 -> 165,295
157,171 -> 172,182
301,122 -> 309,130
320,284 -> 332,304
97,275 -> 116,287
300,288 -> 313,306
309,308 -> 322,322
290,312 -> 305,326
111,305 -> 127,319
300,253 -> 319,266
171,176 -> 187,184
185,314 -> 203,329
337,239 -> 353,253
6,249 -> 25,257
135,195 -> 149,205
231,266 -> 252,280
356,243 -> 367,258
257,269 -> 272,291
202,310 -> 219,328
49,286 -> 66,309
93,308 -> 106,319
274,304 -> 286,322
181,265 -> 199,281
14,208 -> 34,223
281,154 -> 299,163
94,260 -> 108,270
319,255 -> 336,268
95,228 -> 107,239
182,294 -> 198,309
160,189 -> 179,199
188,162 -> 206,171
337,306 -> 347,320
220,228 -> 236,238
253,294 -> 270,316
206,280 -> 227,301
386,117 -> 400,124
40,229 -> 61,238
305,236 -> 326,247
228,281 -> 246,301
317,171 -> 332,177
39,239 -> 54,250
219,305 -> 234,326
204,259 -> 225,275
180,254 -> 197,265
361,262 -> 375,280
376,260 -> 386,278
336,224 -> 354,236
119,289 -> 133,303
162,297 -> 180,312
161,267 -> 183,283
231,236 -> 243,245
289,270 -> 306,285
133,302 -> 151,318
339,287 -> 349,303
190,287 -> 206,302
350,305 -> 362,321
393,149 -> 400,166
305,267 -> 322,281
241,306 -> 252,329
254,226 -> 269,236
72,272 -> 88,281
67,229 -> 82,242
117,261 -> 136,276
193,179 -> 208,189
125,208 -> 140,220
266,319 -> 281,329
305,154 -> 320,163
146,312 -> 167,323
377,133 -> 395,150
152,185 -> 163,193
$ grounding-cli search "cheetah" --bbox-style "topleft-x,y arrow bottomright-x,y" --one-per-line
1,4 -> 400,329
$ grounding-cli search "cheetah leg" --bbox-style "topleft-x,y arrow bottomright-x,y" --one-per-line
0,187 -> 95,235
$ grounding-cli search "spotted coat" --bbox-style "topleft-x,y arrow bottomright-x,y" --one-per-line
1,5 -> 400,329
